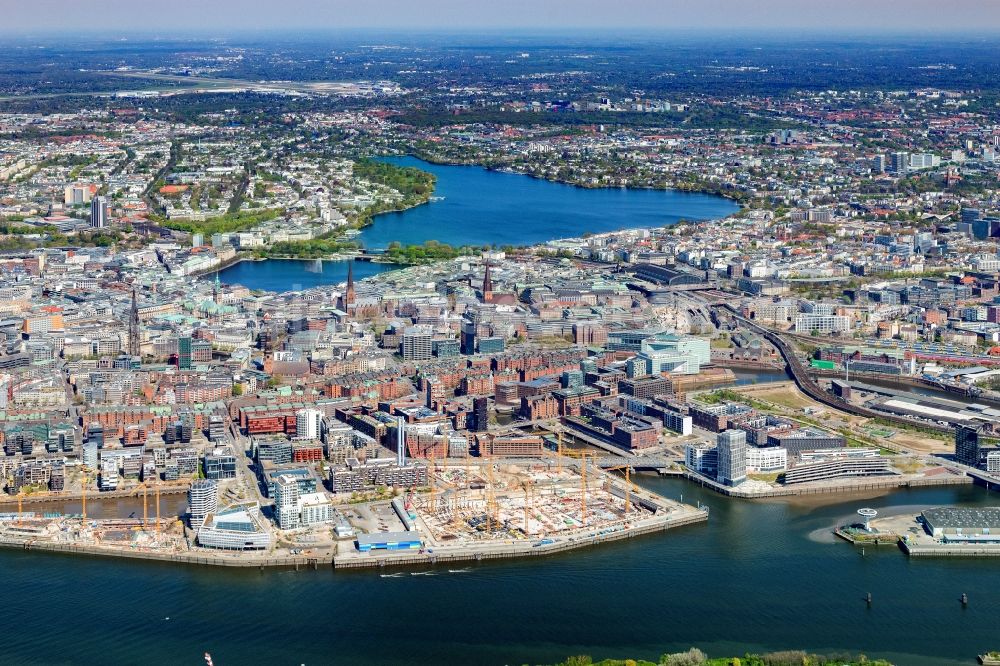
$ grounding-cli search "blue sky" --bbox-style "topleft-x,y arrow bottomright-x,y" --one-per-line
4,0 -> 999,32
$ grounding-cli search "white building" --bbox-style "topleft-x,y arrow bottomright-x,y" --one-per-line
188,479 -> 219,527
274,474 -> 301,530
299,492 -> 334,526
684,443 -> 717,475
795,313 -> 850,335
296,408 -> 324,440
746,446 -> 788,473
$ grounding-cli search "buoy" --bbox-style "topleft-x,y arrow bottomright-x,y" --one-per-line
961,592 -> 968,606
866,592 -> 872,607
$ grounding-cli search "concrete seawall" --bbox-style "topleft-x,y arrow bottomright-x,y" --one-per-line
333,510 -> 709,570
681,469 -> 971,499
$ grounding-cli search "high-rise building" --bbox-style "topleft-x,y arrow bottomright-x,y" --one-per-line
177,336 -> 192,370
889,152 -> 909,176
460,319 -> 477,355
472,397 -> 489,432
90,195 -> 109,228
188,479 -> 219,527
955,425 -> 982,467
274,474 -> 302,529
296,408 -> 323,440
401,325 -> 433,361
717,429 -> 747,487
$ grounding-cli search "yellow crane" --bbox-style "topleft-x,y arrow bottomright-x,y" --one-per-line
155,479 -> 161,534
556,431 -> 563,475
428,447 -> 437,515
17,487 -> 24,526
605,464 -> 635,519
80,466 -> 88,523
560,449 -> 596,526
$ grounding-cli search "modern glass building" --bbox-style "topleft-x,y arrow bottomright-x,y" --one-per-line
197,503 -> 271,551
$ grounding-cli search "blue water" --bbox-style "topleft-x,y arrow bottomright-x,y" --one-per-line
217,156 -> 737,292
359,156 -> 739,248
217,258 -> 395,292
2,481 -> 999,665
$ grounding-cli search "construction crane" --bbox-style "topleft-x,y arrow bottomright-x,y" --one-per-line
485,462 -> 499,534
605,464 -> 634,519
155,479 -> 161,534
131,482 -> 149,529
560,449 -> 596,526
556,431 -> 563,475
428,446 -> 437,516
17,488 -> 24,526
80,466 -> 88,523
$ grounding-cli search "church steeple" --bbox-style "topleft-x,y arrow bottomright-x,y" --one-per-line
128,287 -> 141,357
345,261 -> 356,306
482,261 -> 493,302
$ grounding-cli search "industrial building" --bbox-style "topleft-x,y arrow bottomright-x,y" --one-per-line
921,507 -> 1000,543
356,531 -> 423,552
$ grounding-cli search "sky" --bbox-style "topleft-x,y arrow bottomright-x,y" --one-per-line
3,0 -> 1000,33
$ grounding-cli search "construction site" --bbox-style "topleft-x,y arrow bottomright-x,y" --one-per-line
0,477 -> 189,557
333,444 -> 709,568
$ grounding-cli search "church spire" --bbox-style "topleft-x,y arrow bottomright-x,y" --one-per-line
345,261 -> 356,306
482,261 -> 493,300
128,287 -> 141,357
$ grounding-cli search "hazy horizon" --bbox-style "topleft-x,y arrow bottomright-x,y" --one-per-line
3,0 -> 1000,34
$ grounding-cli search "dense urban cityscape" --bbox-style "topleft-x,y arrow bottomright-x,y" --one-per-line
2,9 -> 1000,666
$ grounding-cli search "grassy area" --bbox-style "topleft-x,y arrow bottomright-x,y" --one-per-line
153,207 -> 283,236
549,650 -> 893,666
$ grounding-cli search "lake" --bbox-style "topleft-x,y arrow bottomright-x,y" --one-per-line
359,156 -> 740,249
217,156 -> 737,292
217,258 -> 395,292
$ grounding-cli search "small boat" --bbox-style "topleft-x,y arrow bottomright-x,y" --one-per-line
429,196 -> 445,202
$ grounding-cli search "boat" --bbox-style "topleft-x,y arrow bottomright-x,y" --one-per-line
429,196 -> 445,202
979,653 -> 1000,665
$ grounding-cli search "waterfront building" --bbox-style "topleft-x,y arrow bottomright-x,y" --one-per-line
637,333 -> 710,376
188,479 -> 219,527
685,442 -> 717,475
274,474 -> 302,529
783,456 -> 892,484
197,503 -> 271,551
921,507 -> 1000,543
955,424 -> 982,467
717,429 -> 747,486
299,492 -> 334,526
746,446 -> 787,473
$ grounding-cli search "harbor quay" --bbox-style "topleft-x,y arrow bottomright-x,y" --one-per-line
834,505 -> 1000,559
0,460 -> 707,570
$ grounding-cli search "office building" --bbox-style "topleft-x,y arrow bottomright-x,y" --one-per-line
197,503 -> 271,551
637,333 -> 711,376
955,424 -> 982,467
177,336 -> 192,370
401,325 -> 433,361
90,195 -> 109,228
717,429 -> 747,486
188,479 -> 219,527
472,396 -> 489,432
